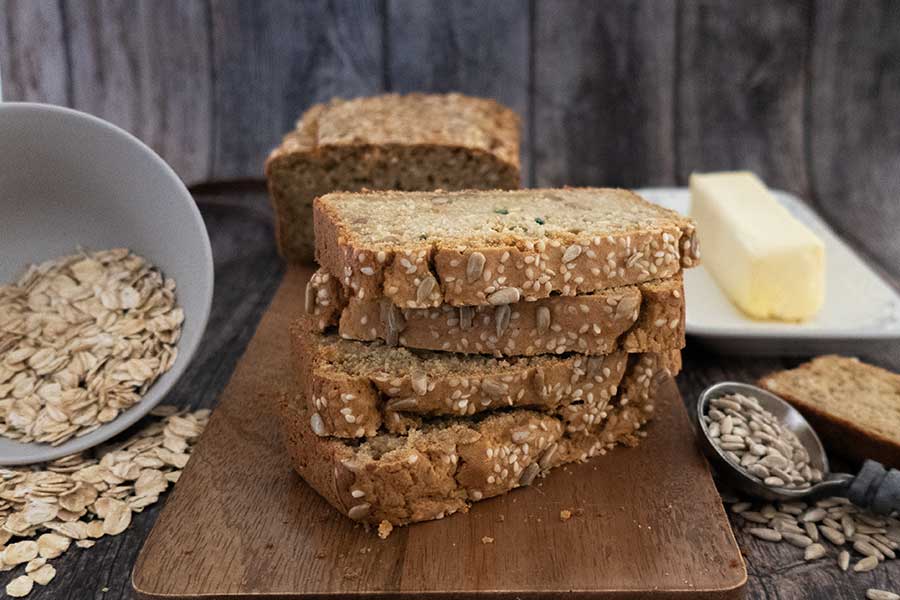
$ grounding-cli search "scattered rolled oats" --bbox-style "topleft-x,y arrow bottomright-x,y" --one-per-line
5,575 -> 32,597
0,405 -> 207,596
0,248 -> 184,445
28,563 -> 54,586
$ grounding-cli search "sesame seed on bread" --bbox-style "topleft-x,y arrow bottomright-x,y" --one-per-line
292,325 -> 683,439
278,351 -> 676,527
303,268 -> 685,357
758,355 -> 900,469
265,93 -> 521,262
313,187 -> 700,308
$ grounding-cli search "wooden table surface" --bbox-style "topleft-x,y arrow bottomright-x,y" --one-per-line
2,187 -> 897,599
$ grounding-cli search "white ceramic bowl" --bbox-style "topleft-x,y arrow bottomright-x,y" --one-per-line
0,103 -> 213,465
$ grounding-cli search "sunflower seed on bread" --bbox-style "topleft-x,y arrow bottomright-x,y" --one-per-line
292,326 -> 680,439
278,352 -> 673,528
313,187 -> 699,309
306,268 -> 685,357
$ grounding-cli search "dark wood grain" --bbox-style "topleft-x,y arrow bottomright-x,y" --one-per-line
208,0 -> 385,181
386,0 -> 530,184
0,0 -> 68,104
532,0 -> 677,188
807,0 -> 900,283
132,265 -> 745,599
64,0 -> 213,185
676,0 -> 811,196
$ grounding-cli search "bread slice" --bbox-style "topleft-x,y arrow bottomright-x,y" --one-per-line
304,268 -> 684,357
278,352 -> 674,527
265,93 -> 521,262
313,187 -> 699,308
292,325 -> 683,438
758,355 -> 900,468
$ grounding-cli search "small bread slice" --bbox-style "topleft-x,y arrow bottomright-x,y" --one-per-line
292,326 -> 682,438
314,187 -> 700,308
278,352 -> 674,527
304,268 -> 684,357
758,355 -> 900,468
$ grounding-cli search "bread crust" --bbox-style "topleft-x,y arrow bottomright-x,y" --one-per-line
293,327 -> 658,438
758,355 -> 900,469
313,188 -> 700,307
278,351 -> 676,527
304,268 -> 685,357
265,93 -> 521,262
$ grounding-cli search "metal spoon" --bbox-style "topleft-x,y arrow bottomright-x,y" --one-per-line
696,381 -> 900,514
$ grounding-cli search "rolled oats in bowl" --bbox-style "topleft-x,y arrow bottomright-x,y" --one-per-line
0,248 -> 184,447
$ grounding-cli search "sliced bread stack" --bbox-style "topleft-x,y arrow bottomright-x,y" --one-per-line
265,93 -> 521,263
279,187 -> 700,530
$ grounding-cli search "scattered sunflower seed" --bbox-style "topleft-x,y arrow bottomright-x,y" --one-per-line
741,511 -> 770,524
783,532 -> 814,548
820,525 -> 846,546
804,521 -> 819,542
854,540 -> 884,559
867,590 -> 900,600
748,528 -> 782,542
804,543 -> 826,561
838,550 -> 850,571
854,555 -> 880,573
801,508 -> 827,523
727,492 -> 898,577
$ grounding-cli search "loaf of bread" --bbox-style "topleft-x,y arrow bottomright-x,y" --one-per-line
304,268 -> 684,357
313,188 -> 699,308
759,355 -> 900,468
278,352 -> 674,527
293,326 -> 681,438
265,93 -> 521,262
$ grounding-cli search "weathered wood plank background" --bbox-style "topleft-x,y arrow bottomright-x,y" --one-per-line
2,1 -> 900,599
4,0 -> 898,283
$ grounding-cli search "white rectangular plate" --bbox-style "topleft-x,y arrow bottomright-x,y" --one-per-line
638,187 -> 900,356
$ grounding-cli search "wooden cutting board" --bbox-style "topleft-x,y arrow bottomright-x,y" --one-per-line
133,266 -> 746,599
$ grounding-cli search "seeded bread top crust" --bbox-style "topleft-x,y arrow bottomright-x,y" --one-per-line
318,187 -> 689,247
266,93 -> 521,171
314,188 -> 700,308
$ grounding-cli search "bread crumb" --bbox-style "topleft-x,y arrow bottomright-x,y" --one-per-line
560,509 -> 573,522
497,514 -> 505,522
481,536 -> 494,544
378,520 -> 393,539
315,550 -> 327,559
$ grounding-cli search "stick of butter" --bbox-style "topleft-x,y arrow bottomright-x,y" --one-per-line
689,171 -> 825,321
